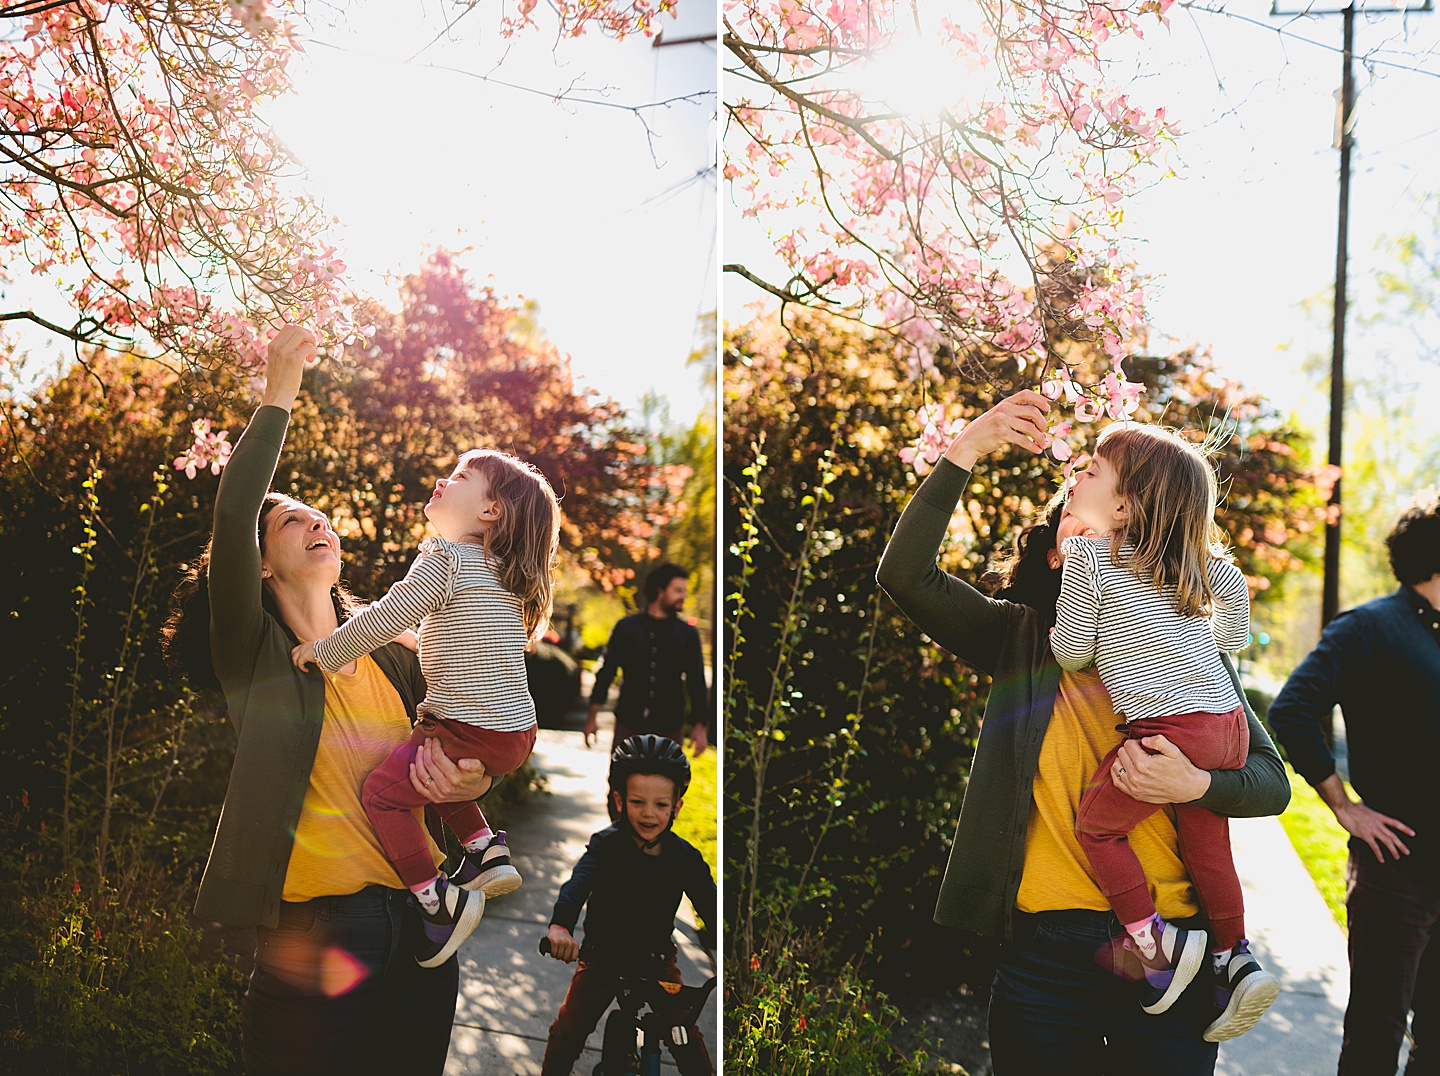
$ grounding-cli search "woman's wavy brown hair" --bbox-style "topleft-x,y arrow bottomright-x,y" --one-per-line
160,493 -> 362,692
460,449 -> 562,643
987,489 -> 1068,623
1093,423 -> 1232,619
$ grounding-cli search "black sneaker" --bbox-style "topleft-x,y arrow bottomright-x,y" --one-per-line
1130,919 -> 1208,1015
453,831 -> 523,898
1204,940 -> 1280,1041
413,875 -> 484,968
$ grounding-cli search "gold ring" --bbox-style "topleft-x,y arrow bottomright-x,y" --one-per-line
425,778 -> 435,786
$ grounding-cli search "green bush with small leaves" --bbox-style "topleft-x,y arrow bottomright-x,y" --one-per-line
726,939 -> 933,1076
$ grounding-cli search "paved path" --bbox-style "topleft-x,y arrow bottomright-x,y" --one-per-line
443,721 -> 718,1075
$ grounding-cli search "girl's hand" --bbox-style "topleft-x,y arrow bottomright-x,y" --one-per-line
410,737 -> 492,803
1112,735 -> 1212,804
290,641 -> 318,670
943,390 -> 1051,471
546,924 -> 580,963
393,629 -> 420,653
260,324 -> 319,410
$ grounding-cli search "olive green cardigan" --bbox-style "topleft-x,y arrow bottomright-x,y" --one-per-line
193,405 -> 431,928
876,458 -> 1291,940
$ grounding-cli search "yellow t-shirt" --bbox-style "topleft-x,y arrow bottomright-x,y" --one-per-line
1015,667 -> 1201,920
282,654 -> 444,902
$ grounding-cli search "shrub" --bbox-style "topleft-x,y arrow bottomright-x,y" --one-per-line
0,874 -> 246,1075
726,936 -> 931,1076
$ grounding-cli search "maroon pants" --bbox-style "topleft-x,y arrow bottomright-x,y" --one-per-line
1076,707 -> 1249,952
362,716 -> 536,888
540,951 -> 712,1076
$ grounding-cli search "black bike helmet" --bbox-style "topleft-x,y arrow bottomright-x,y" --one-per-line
609,735 -> 691,800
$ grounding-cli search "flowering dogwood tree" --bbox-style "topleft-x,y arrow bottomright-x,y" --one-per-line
0,2 -> 357,374
1,0 -> 677,477
725,0 -> 1179,464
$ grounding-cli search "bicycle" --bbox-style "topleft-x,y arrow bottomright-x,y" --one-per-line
538,936 -> 717,1076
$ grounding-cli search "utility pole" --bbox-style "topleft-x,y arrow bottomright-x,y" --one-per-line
1323,0 -> 1356,636
1271,0 -> 1428,742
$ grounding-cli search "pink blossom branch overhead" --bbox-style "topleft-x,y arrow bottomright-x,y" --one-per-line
724,0 -> 1181,468
0,0 -> 683,479
0,1 -> 363,378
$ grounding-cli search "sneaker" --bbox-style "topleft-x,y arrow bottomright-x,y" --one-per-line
453,831 -> 523,898
1130,919 -> 1208,1015
413,875 -> 485,968
1204,941 -> 1280,1042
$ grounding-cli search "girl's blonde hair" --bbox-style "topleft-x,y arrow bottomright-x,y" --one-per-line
1093,424 -> 1231,619
459,449 -> 561,643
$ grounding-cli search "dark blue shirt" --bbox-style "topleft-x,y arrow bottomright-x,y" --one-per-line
589,613 -> 710,732
1269,586 -> 1440,875
550,825 -> 716,971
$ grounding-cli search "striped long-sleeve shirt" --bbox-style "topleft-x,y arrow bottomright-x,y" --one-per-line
312,537 -> 537,733
1051,535 -> 1250,723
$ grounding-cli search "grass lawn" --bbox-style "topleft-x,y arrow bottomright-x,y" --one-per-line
672,741 -> 717,877
1278,765 -> 1351,930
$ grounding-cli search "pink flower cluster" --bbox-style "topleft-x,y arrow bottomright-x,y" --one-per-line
898,405 -> 966,476
173,419 -> 233,479
501,0 -> 679,39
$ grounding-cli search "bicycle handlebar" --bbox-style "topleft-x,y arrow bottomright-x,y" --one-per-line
537,936 -> 716,1004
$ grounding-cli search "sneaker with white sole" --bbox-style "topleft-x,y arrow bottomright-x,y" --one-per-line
452,831 -> 523,898
1130,919 -> 1208,1015
1204,940 -> 1280,1041
413,875 -> 484,968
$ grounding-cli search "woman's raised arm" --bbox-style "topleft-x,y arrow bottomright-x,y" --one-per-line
207,326 -> 317,685
877,391 -> 1051,675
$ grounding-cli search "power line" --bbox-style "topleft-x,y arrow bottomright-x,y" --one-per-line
1184,1 -> 1440,78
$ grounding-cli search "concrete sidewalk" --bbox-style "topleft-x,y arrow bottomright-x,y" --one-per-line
1215,814 -> 1401,1076
443,721 -> 718,1075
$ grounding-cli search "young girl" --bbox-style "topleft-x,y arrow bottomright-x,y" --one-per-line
1052,423 -> 1280,1042
293,449 -> 560,968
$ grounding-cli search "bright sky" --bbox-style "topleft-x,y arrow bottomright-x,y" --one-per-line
723,0 -> 1440,435
276,0 -> 718,422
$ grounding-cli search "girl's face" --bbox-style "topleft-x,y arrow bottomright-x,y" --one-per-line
1065,452 -> 1126,536
260,500 -> 341,589
424,464 -> 501,543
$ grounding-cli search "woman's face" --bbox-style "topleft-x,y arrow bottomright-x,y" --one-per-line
1048,503 -> 1097,570
260,500 -> 341,591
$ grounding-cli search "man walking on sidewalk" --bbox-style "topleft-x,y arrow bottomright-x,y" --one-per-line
586,563 -> 710,763
1269,491 -> 1440,1075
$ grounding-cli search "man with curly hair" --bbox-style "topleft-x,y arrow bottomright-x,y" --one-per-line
1270,489 -> 1440,1075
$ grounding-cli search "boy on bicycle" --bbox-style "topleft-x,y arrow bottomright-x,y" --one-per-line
540,735 -> 716,1075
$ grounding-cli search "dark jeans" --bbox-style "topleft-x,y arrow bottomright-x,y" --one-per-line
988,909 -> 1220,1076
1340,852 -> 1440,1076
242,885 -> 459,1076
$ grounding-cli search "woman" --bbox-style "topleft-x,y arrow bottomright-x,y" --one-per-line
163,325 -> 491,1075
876,390 -> 1290,1074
